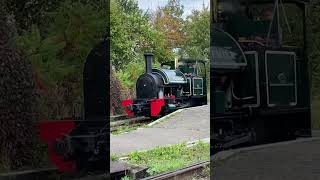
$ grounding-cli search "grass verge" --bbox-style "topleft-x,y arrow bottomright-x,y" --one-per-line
126,141 -> 210,176
111,154 -> 120,161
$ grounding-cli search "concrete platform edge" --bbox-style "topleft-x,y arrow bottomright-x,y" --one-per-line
147,109 -> 185,127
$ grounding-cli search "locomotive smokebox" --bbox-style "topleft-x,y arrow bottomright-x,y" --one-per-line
144,53 -> 153,73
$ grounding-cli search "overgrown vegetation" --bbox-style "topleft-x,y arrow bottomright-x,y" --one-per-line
15,0 -> 105,119
0,6 -> 50,171
127,141 -> 210,176
111,154 -> 120,161
0,0 -> 105,172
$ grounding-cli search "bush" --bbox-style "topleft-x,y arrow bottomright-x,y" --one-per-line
0,13 -> 43,171
111,69 -> 126,115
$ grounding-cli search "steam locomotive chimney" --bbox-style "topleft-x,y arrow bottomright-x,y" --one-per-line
144,53 -> 153,73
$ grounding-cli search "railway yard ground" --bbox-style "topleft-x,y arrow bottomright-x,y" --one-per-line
212,129 -> 320,180
110,105 -> 210,179
110,105 -> 210,155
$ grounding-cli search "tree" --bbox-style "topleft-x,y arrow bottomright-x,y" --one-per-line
16,0 -> 106,118
182,6 -> 210,59
154,0 -> 185,52
110,0 -> 169,70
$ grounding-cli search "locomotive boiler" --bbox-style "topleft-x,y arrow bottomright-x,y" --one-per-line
122,53 -> 208,117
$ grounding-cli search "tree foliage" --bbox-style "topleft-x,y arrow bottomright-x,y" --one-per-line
0,10 -> 43,171
182,6 -> 210,59
154,0 -> 185,51
16,0 -> 105,118
111,0 -> 169,71
307,1 -> 320,98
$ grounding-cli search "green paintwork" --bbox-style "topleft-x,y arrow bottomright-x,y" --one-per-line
226,16 -> 270,38
233,52 -> 259,105
214,91 -> 225,113
179,65 -> 195,74
168,104 -> 176,110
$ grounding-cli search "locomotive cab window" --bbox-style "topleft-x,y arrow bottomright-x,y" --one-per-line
265,51 -> 297,107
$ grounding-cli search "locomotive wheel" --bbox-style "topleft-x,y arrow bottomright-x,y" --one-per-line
150,116 -> 159,120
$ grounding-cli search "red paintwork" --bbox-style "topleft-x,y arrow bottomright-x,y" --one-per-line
150,99 -> 165,117
39,120 -> 76,172
169,95 -> 176,102
121,99 -> 134,116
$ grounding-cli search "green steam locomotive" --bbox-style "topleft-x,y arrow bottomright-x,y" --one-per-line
212,0 -> 311,152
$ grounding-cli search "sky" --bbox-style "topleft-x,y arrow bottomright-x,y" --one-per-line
137,0 -> 210,19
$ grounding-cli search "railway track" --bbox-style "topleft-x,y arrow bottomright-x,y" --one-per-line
0,167 -> 59,180
0,168 -> 108,180
110,116 -> 150,127
110,116 -> 153,133
141,161 -> 210,180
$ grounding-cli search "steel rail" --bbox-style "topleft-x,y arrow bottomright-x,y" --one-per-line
110,116 -> 150,127
0,168 -> 108,180
0,167 -> 59,180
141,161 -> 210,180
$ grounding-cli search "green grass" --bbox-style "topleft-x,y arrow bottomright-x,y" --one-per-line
120,176 -> 133,180
312,99 -> 320,129
111,154 -> 120,161
126,141 -> 210,176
